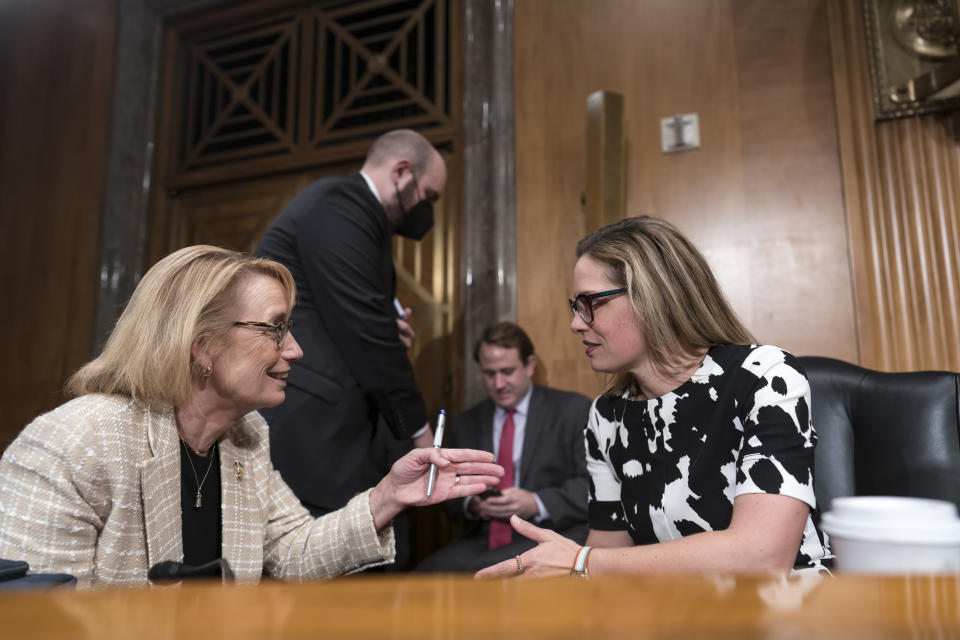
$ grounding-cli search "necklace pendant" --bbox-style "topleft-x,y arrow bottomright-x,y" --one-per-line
194,488 -> 202,509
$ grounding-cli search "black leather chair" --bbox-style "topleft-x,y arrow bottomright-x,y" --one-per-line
798,356 -> 960,516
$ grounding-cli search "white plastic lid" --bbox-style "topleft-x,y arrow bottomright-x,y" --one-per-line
821,496 -> 960,545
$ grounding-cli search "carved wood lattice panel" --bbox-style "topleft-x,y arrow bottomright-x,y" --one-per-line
175,0 -> 452,173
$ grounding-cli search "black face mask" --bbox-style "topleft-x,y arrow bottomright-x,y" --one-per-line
393,173 -> 435,241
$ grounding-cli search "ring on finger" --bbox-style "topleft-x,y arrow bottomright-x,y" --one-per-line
454,474 -> 461,486
515,555 -> 524,576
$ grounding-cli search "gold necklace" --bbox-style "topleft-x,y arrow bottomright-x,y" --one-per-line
180,439 -> 217,509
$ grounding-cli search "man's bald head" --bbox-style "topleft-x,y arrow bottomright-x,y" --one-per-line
362,129 -> 438,175
360,129 -> 447,232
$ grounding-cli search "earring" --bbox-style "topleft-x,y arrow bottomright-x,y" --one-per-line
202,365 -> 213,378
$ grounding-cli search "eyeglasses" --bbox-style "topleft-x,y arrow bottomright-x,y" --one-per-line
568,288 -> 627,324
232,319 -> 292,348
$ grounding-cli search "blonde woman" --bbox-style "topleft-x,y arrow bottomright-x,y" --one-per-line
478,216 -> 830,579
0,245 -> 500,586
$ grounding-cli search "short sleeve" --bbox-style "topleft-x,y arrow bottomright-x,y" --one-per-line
585,396 -> 629,531
735,346 -> 817,509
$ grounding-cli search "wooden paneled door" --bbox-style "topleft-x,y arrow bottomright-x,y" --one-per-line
162,171 -> 321,254
148,0 -> 463,415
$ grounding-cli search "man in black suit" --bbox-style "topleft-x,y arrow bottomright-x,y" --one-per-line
255,129 -> 445,519
417,322 -> 591,572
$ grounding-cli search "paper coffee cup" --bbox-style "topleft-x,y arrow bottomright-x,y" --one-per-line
821,496 -> 960,574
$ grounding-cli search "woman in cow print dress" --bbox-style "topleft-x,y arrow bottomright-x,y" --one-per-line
476,216 -> 831,579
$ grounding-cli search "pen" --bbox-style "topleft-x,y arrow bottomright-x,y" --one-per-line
425,410 -> 446,498
393,297 -> 407,319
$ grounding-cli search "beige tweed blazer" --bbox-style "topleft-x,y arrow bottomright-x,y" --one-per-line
0,394 -> 394,587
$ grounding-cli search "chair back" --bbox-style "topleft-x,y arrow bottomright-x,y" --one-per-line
798,356 -> 960,514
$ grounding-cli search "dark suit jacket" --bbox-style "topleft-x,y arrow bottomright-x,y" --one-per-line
255,172 -> 427,512
446,385 -> 592,534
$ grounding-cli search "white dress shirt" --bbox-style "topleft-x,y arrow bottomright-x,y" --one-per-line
468,385 -> 549,522
359,170 -> 382,204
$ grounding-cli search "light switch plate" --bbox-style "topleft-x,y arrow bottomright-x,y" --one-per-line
660,113 -> 700,153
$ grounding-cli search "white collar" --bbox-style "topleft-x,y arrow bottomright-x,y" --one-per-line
358,170 -> 383,205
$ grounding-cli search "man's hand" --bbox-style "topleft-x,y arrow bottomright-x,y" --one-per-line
397,306 -> 415,348
472,487 -> 539,521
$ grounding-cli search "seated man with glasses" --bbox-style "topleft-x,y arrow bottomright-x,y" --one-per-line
417,322 -> 591,572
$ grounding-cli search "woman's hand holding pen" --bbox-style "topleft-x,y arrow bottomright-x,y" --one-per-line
368,448 -> 503,530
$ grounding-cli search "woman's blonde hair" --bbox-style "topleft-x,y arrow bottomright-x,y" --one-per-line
576,216 -> 754,394
67,245 -> 295,406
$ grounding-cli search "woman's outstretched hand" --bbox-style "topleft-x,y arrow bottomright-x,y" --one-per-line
369,448 -> 503,530
474,515 -> 581,579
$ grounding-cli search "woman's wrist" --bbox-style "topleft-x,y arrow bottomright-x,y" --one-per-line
368,478 -> 402,531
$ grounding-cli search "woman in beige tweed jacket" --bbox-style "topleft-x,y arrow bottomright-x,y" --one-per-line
0,246 -> 501,587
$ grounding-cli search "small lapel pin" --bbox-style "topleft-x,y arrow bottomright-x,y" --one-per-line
234,461 -> 245,481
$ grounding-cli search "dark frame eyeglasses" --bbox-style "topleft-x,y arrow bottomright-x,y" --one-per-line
568,288 -> 627,324
232,319 -> 292,348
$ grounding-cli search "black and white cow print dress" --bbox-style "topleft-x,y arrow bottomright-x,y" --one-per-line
585,344 -> 831,573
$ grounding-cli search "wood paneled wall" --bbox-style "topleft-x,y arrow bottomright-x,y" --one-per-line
828,0 -> 960,373
514,0 -> 857,398
0,0 -> 118,448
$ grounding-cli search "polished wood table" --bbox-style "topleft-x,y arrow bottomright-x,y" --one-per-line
1,573 -> 958,638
